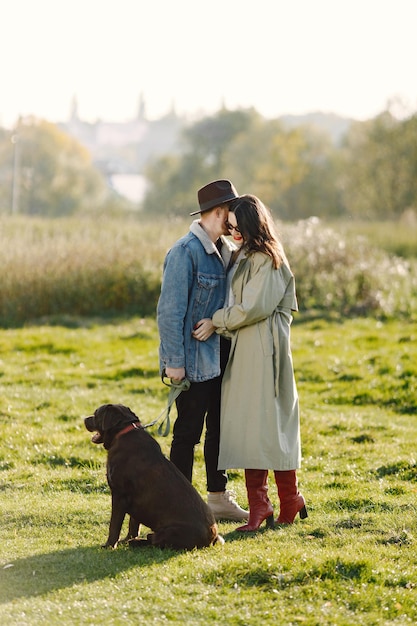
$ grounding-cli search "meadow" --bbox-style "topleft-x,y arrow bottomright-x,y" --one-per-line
0,216 -> 416,624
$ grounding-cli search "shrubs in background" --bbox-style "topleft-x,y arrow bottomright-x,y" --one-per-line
0,217 -> 173,326
0,216 -> 414,327
284,217 -> 414,318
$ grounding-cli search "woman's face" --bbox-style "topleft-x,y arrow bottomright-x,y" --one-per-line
227,213 -> 244,246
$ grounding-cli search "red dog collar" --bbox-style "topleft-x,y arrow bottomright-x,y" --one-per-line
115,422 -> 141,439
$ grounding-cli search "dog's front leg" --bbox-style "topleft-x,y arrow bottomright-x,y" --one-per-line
103,493 -> 126,548
127,516 -> 141,538
119,516 -> 141,544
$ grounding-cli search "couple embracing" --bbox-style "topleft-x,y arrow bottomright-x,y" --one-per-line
157,179 -> 307,532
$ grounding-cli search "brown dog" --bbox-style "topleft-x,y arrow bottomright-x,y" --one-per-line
84,404 -> 224,550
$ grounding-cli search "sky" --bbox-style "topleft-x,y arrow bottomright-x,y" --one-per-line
1,0 -> 417,129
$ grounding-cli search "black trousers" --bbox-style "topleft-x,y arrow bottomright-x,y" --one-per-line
170,337 -> 230,492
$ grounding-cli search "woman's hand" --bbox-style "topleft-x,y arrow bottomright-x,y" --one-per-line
192,318 -> 216,342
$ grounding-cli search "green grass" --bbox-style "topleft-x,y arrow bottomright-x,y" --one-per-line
1,316 -> 416,625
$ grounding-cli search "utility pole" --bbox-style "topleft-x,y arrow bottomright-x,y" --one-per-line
11,131 -> 20,215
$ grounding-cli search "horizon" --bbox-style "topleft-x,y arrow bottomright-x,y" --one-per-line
2,99 -> 372,129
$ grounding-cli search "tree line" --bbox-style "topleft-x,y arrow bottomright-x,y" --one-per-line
1,108 -> 416,221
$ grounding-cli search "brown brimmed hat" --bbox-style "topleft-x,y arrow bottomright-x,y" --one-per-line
190,179 -> 239,216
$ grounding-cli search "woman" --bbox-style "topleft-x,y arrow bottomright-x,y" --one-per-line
193,194 -> 307,532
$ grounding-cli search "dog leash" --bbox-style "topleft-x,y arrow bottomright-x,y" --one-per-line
143,371 -> 190,437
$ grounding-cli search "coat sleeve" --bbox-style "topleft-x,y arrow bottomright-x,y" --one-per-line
157,245 -> 193,368
213,253 -> 291,331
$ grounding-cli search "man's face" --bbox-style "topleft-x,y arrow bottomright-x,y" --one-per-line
220,206 -> 230,236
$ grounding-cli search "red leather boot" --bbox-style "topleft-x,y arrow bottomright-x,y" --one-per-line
274,470 -> 308,524
236,469 -> 274,532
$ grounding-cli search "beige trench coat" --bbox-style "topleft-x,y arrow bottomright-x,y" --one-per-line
212,251 -> 301,471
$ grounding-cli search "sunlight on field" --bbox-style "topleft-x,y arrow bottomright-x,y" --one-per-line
0,316 -> 416,624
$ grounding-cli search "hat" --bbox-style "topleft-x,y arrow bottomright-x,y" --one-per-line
190,179 -> 239,216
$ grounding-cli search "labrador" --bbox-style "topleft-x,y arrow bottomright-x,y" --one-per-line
84,403 -> 224,550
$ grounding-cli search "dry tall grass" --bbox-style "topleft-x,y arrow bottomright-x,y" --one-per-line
0,215 -> 414,326
0,216 -> 185,325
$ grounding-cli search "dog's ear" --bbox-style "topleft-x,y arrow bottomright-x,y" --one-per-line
100,405 -> 118,432
100,404 -> 139,431
116,405 -> 139,423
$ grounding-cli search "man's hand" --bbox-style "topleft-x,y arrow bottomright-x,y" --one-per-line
165,367 -> 186,381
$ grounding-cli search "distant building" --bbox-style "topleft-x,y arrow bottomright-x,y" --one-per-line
59,98 -> 353,202
59,94 -> 185,202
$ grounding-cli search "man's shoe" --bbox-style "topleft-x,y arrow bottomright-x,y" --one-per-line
207,490 -> 249,521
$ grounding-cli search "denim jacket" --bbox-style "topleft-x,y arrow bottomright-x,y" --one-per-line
157,220 -> 235,382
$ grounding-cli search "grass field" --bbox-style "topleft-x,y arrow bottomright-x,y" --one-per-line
0,315 -> 416,625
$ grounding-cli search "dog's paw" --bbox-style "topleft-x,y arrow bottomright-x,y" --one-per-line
127,538 -> 150,549
118,533 -> 139,544
101,541 -> 117,549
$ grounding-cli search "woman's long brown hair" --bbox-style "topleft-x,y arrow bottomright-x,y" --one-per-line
231,194 -> 285,269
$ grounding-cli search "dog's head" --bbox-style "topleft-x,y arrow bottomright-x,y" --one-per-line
84,404 -> 141,449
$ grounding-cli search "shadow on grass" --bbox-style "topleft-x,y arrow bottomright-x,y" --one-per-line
220,526 -> 278,543
0,543 -> 178,603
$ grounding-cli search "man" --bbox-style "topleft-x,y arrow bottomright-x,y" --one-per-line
157,179 -> 248,522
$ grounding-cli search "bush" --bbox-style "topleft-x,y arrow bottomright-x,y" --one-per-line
0,216 -> 173,326
0,215 -> 414,327
283,217 -> 414,318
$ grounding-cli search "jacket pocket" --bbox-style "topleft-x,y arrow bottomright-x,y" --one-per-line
194,274 -> 220,305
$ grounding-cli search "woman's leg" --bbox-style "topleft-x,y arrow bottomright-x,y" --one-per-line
236,469 -> 274,532
274,470 -> 308,524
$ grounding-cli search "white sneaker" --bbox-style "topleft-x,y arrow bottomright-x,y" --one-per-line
207,490 -> 249,521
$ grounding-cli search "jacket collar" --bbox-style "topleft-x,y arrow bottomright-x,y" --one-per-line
189,220 -> 236,265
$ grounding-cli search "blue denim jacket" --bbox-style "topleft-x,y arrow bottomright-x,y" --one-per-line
157,220 -> 235,382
